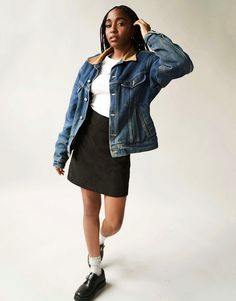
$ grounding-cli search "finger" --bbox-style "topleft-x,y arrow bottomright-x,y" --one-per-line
140,19 -> 149,26
133,20 -> 141,25
56,169 -> 62,175
55,167 -> 64,175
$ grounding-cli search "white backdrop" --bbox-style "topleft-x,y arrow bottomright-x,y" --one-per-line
1,1 -> 236,300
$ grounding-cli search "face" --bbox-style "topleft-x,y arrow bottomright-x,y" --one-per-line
105,8 -> 135,49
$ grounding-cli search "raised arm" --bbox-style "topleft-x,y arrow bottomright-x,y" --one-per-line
143,30 -> 194,89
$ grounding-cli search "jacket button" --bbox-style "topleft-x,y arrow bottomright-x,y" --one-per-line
111,93 -> 116,96
87,79 -> 91,82
80,116 -> 84,120
84,97 -> 87,101
111,113 -> 115,116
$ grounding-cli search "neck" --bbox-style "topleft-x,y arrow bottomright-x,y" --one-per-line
110,43 -> 134,60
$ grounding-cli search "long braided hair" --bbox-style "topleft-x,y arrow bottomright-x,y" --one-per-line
100,5 -> 149,53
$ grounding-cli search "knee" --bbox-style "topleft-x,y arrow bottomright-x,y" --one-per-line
108,218 -> 123,233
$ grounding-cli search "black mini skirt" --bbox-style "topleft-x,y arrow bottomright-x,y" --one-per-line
67,105 -> 131,197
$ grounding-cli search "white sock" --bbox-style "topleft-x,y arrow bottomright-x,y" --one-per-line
99,232 -> 107,245
89,255 -> 102,276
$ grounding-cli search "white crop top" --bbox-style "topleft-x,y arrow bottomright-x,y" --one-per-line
90,55 -> 121,117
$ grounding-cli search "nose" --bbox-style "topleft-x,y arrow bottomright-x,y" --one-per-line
110,23 -> 118,33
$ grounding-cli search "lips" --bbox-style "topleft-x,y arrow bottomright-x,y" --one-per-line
110,36 -> 118,41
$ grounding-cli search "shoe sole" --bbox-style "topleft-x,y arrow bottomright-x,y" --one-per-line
74,280 -> 106,301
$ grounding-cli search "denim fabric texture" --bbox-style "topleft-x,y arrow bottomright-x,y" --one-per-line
53,30 -> 194,168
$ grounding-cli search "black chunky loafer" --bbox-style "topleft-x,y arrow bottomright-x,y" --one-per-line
74,268 -> 106,301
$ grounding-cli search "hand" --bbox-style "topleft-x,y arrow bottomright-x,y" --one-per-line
133,19 -> 151,38
55,166 -> 65,176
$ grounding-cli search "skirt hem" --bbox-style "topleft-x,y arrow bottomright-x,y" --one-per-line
67,176 -> 129,197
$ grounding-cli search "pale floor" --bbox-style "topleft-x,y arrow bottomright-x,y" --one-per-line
1,179 -> 235,301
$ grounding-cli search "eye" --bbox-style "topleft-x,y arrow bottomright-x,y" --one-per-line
105,22 -> 125,28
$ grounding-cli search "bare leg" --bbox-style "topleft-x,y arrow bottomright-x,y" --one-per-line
81,187 -> 102,257
101,195 -> 127,237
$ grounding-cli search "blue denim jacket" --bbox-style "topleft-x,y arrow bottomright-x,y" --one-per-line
53,30 -> 194,168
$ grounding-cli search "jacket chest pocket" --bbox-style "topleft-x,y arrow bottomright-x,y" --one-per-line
121,72 -> 146,88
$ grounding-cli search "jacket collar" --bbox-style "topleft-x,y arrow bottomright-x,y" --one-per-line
87,46 -> 137,65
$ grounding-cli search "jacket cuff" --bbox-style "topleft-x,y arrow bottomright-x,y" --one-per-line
53,162 -> 66,169
143,30 -> 167,43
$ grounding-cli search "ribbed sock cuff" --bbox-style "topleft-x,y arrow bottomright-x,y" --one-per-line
89,255 -> 102,276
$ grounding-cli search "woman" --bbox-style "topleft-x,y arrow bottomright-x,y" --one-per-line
53,5 -> 194,301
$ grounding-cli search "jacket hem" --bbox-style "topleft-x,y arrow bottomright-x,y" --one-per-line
110,142 -> 159,158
